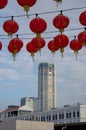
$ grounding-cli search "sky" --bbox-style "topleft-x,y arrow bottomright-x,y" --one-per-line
0,0 -> 86,111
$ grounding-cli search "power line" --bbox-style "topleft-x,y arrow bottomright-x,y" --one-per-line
0,6 -> 86,19
0,27 -> 84,40
0,6 -> 85,40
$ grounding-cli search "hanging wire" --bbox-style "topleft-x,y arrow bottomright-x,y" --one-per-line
0,27 -> 84,40
0,6 -> 85,40
0,6 -> 85,19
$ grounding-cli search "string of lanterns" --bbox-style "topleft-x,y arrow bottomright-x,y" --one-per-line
0,0 -> 86,61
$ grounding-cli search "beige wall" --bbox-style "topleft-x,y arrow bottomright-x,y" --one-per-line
0,120 -> 54,130
0,120 -> 16,130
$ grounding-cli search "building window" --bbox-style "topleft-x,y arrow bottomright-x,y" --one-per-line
77,111 -> 79,117
55,114 -> 57,120
41,116 -> 45,121
49,115 -> 51,120
46,115 -> 48,120
36,117 -> 37,121
52,114 -> 57,120
69,112 -> 71,118
62,113 -> 64,119
66,113 -> 68,118
8,112 -> 10,117
59,114 -> 61,119
73,111 -> 76,118
52,115 -> 55,120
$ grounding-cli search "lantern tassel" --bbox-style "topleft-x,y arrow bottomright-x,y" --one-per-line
36,33 -> 41,38
12,53 -> 16,61
31,53 -> 35,62
24,5 -> 30,18
59,28 -> 64,33
54,0 -> 62,6
8,32 -> 13,37
60,48 -> 64,58
74,51 -> 78,60
12,50 -> 18,61
38,49 -> 41,56
26,11 -> 29,18
51,51 -> 55,57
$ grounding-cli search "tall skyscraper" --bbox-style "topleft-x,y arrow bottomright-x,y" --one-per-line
38,63 -> 56,111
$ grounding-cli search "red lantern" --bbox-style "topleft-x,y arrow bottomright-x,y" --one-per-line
78,29 -> 86,46
53,11 -> 69,32
48,40 -> 59,54
0,41 -> 2,50
0,0 -> 8,9
3,17 -> 19,37
70,36 -> 82,60
17,0 -> 37,15
26,41 -> 38,61
79,10 -> 86,26
8,37 -> 23,61
54,34 -> 69,57
29,16 -> 47,38
31,37 -> 45,49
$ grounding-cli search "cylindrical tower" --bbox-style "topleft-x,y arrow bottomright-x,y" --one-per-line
38,63 -> 56,111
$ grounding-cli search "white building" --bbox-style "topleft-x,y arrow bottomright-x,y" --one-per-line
1,104 -> 86,125
21,97 -> 39,112
38,63 -> 56,111
0,105 -> 33,121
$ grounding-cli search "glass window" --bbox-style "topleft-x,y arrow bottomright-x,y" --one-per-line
53,115 -> 55,120
49,115 -> 51,120
73,111 -> 76,117
77,111 -> 79,117
66,113 -> 68,118
59,114 -> 61,119
55,114 -> 57,120
46,115 -> 48,120
69,112 -> 71,118
62,113 -> 64,119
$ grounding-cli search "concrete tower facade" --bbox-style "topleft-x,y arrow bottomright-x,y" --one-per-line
38,63 -> 56,111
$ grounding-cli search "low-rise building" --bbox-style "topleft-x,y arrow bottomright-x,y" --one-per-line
1,104 -> 86,125
0,105 -> 33,121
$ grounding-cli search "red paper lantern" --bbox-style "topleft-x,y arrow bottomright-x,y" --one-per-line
78,29 -> 86,46
8,37 -> 23,61
3,18 -> 19,37
0,0 -> 8,9
48,40 -> 59,54
31,37 -> 46,49
26,41 -> 38,61
53,11 -> 69,32
29,17 -> 47,38
0,41 -> 2,50
17,0 -> 37,15
70,37 -> 82,60
79,10 -> 86,26
54,34 -> 69,57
